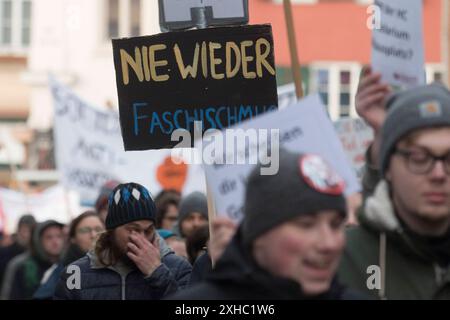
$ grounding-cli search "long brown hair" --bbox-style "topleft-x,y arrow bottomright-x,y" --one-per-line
94,230 -> 122,266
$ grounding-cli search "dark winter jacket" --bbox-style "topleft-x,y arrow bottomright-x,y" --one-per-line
0,241 -> 26,287
54,236 -> 192,300
338,180 -> 450,300
2,221 -> 62,300
170,228 -> 367,300
189,252 -> 212,286
33,243 -> 86,300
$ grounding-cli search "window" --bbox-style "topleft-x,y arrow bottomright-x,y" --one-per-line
309,64 -> 360,120
21,0 -> 30,45
1,0 -> 12,45
433,72 -> 443,83
426,65 -> 446,86
106,0 -> 141,39
317,69 -> 329,107
339,70 -> 351,117
0,0 -> 32,51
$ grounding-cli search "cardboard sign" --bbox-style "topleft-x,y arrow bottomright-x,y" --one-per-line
371,0 -> 425,89
201,95 -> 360,222
159,0 -> 249,31
112,24 -> 278,150
50,78 -> 206,205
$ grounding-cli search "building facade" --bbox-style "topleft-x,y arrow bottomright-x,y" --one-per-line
250,0 -> 448,120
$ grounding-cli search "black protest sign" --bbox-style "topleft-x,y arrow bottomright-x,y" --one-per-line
112,24 -> 278,150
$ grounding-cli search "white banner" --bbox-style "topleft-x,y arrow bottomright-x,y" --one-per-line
50,78 -> 206,205
371,0 -> 425,89
201,95 -> 361,222
0,185 -> 80,234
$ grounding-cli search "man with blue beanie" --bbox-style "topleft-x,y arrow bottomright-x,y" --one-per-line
54,182 -> 192,300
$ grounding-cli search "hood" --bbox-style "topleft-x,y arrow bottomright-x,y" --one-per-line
361,180 -> 401,234
207,226 -> 346,300
31,220 -> 64,264
360,180 -> 450,266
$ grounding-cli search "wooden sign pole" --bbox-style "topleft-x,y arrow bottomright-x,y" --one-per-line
283,0 -> 304,99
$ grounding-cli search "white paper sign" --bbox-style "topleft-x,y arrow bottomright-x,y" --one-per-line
202,95 -> 361,222
0,185 -> 80,234
50,78 -> 206,205
371,0 -> 425,89
334,118 -> 374,179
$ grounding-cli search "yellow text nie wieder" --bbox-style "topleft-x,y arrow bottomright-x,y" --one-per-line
119,38 -> 276,85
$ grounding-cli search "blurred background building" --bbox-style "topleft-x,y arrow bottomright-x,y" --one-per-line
0,0 -> 448,189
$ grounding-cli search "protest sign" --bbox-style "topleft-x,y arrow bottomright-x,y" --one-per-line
50,78 -> 206,205
201,95 -> 360,222
0,185 -> 80,234
112,24 -> 278,150
371,0 -> 425,89
334,118 -> 373,179
159,0 -> 248,32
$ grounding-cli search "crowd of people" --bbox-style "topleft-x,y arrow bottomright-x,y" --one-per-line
1,68 -> 450,300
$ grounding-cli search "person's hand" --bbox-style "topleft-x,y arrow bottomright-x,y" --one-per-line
346,193 -> 362,226
127,232 -> 161,277
356,66 -> 391,133
209,217 -> 237,264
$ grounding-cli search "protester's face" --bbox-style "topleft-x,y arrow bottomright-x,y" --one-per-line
17,224 -> 33,246
73,216 -> 105,252
252,210 -> 346,296
180,212 -> 208,238
113,220 -> 156,255
41,226 -> 65,258
161,204 -> 179,230
387,128 -> 450,235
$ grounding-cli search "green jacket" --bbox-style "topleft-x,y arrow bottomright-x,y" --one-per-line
338,180 -> 450,300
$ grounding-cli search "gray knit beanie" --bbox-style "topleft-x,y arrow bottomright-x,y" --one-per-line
242,149 -> 347,246
380,83 -> 450,176
178,192 -> 208,224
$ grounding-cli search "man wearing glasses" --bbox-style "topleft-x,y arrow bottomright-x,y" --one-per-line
338,69 -> 450,300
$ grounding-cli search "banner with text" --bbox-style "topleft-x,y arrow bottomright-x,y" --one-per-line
202,95 -> 361,222
112,24 -> 278,150
371,0 -> 425,89
50,78 -> 206,205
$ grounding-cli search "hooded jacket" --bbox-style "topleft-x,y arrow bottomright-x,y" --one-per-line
338,180 -> 450,300
3,221 -> 63,300
170,228 -> 366,300
33,243 -> 86,300
53,235 -> 192,300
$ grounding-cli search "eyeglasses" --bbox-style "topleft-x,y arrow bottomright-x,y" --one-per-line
77,227 -> 104,235
394,148 -> 450,175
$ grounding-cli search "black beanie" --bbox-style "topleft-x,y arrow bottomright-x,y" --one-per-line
242,149 -> 347,246
106,182 -> 156,230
